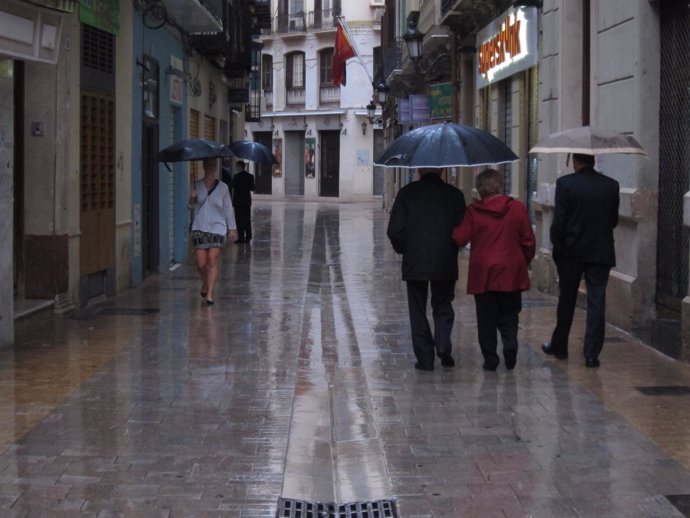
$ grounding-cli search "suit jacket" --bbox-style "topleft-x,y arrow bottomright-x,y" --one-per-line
232,170 -> 255,207
550,166 -> 619,266
387,173 -> 466,281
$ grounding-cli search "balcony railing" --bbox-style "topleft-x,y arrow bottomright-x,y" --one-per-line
319,84 -> 340,105
273,9 -> 341,34
383,38 -> 403,79
286,87 -> 305,105
308,8 -> 340,30
275,12 -> 306,34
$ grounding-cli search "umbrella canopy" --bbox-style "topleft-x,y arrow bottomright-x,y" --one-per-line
373,122 -> 519,169
157,138 -> 233,162
529,126 -> 647,156
228,140 -> 277,164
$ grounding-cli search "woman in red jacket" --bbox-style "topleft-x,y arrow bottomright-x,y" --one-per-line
452,169 -> 535,371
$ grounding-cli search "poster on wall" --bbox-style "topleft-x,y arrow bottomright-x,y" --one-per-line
304,138 -> 316,178
430,83 -> 452,120
272,139 -> 282,177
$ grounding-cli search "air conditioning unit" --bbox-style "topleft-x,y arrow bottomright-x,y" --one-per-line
370,0 -> 384,7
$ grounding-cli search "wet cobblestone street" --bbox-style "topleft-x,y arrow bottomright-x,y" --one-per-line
1,201 -> 690,517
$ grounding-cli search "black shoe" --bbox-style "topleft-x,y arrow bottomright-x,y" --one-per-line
585,358 -> 600,368
542,342 -> 568,360
414,362 -> 434,371
438,352 -> 455,368
206,299 -> 215,306
482,362 -> 498,372
504,351 -> 517,370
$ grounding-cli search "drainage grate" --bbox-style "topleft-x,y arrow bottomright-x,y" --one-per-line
97,308 -> 160,316
276,498 -> 398,518
635,386 -> 690,396
666,494 -> 690,516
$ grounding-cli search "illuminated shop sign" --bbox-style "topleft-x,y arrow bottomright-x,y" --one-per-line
476,7 -> 538,89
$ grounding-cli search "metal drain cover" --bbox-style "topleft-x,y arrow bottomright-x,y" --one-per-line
276,498 -> 398,518
97,308 -> 160,316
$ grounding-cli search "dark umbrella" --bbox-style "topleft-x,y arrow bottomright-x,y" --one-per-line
228,140 -> 277,164
374,122 -> 518,168
157,138 -> 233,162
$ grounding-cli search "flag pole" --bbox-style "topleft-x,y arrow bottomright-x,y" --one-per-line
337,16 -> 373,84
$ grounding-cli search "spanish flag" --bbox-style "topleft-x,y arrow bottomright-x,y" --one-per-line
331,20 -> 356,86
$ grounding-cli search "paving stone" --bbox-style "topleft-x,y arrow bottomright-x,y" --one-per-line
0,201 -> 688,517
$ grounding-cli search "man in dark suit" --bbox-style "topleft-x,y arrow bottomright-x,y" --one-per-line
387,170 -> 466,371
231,161 -> 255,243
542,153 -> 620,368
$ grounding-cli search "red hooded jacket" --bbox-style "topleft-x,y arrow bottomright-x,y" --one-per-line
452,195 -> 535,295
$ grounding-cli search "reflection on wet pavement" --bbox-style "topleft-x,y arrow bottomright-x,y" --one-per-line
0,201 -> 688,517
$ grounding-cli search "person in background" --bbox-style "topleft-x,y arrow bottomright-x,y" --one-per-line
387,169 -> 466,371
189,157 -> 237,305
542,153 -> 620,368
221,157 -> 233,197
231,160 -> 255,244
452,169 -> 535,371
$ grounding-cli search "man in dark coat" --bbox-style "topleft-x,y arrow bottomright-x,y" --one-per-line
387,170 -> 466,371
231,160 -> 255,243
542,153 -> 620,368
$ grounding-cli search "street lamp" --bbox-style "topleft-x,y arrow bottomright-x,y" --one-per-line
366,101 -> 377,123
403,20 -> 424,61
375,82 -> 390,105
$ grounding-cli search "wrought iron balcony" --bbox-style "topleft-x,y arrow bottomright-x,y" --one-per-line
275,12 -> 307,34
308,8 -> 340,30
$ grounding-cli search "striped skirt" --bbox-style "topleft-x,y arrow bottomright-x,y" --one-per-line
191,231 -> 226,249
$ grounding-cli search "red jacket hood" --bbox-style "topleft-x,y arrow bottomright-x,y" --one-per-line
473,194 -> 514,218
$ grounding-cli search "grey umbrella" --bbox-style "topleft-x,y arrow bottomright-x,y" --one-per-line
373,122 -> 518,168
529,126 -> 647,155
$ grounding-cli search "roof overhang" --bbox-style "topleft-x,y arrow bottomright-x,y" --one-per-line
162,0 -> 222,34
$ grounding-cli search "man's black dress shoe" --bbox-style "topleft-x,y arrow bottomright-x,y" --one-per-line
414,362 -> 434,371
504,351 -> 517,370
482,362 -> 498,372
585,358 -> 600,368
541,342 -> 568,360
437,352 -> 455,368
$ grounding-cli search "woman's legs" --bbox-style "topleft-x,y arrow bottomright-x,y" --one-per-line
195,249 -> 209,294
205,247 -> 222,301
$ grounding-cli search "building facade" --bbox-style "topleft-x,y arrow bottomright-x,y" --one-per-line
251,0 -> 383,201
0,0 -> 261,348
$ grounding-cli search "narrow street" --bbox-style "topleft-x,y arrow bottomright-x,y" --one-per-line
1,201 -> 689,517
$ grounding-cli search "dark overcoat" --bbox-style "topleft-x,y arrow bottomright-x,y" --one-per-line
387,173 -> 466,281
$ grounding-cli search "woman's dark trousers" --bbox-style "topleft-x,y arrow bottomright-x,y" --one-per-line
474,291 -> 522,368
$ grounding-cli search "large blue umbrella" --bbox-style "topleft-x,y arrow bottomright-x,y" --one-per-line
374,122 -> 518,168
